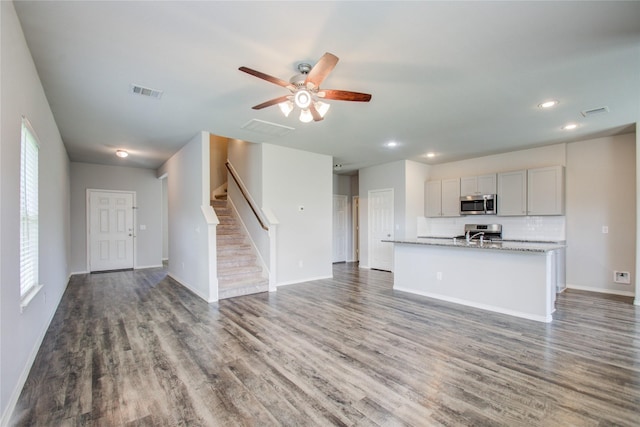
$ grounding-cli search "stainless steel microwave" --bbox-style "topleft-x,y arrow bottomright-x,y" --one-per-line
460,194 -> 497,215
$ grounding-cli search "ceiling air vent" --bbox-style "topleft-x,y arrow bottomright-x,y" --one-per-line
130,84 -> 163,99
581,106 -> 609,117
241,119 -> 294,137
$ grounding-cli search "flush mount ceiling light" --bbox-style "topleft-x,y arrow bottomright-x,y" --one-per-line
239,52 -> 372,123
426,152 -> 436,158
538,99 -> 559,109
385,141 -> 398,148
562,123 -> 578,130
116,149 -> 129,158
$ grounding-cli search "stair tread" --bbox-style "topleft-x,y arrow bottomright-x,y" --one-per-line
212,200 -> 268,298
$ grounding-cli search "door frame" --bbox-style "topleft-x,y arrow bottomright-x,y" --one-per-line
332,194 -> 349,263
86,189 -> 137,272
352,196 -> 359,262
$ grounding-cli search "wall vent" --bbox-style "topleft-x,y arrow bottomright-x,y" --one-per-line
241,119 -> 294,137
581,106 -> 609,117
130,84 -> 163,99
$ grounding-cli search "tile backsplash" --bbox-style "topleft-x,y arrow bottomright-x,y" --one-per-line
417,215 -> 566,242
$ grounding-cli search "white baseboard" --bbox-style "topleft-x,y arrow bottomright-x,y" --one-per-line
566,283 -> 635,297
134,264 -> 164,270
70,270 -> 89,275
166,272 -> 216,303
2,275 -> 71,427
276,274 -> 333,288
394,286 -> 553,323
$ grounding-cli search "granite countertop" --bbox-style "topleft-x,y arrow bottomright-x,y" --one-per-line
383,237 -> 566,253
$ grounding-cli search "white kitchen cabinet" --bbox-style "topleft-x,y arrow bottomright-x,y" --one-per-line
425,178 -> 460,217
497,170 -> 527,216
498,166 -> 565,216
528,166 -> 565,215
460,174 -> 497,196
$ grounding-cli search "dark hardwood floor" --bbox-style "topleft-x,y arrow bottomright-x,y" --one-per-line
10,263 -> 640,426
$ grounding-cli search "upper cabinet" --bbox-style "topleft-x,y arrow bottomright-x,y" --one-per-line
425,178 -> 460,217
460,174 -> 497,196
497,170 -> 527,215
528,166 -> 565,215
497,166 -> 565,216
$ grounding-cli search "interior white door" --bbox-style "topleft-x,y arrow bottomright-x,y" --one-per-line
89,190 -> 135,271
368,189 -> 394,271
333,195 -> 348,263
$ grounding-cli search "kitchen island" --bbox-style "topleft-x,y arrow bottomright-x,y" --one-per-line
385,237 -> 566,322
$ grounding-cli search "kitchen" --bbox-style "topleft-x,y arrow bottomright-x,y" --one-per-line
353,133 -> 636,320
388,162 -> 566,322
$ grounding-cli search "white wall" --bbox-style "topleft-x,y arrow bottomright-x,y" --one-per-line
358,160 -> 407,269
69,162 -> 163,272
262,144 -> 333,285
1,1 -> 71,423
566,134 -> 636,295
157,132 -> 217,302
209,134 -> 228,195
227,138 -> 263,206
226,138 -> 270,267
404,161 -> 430,239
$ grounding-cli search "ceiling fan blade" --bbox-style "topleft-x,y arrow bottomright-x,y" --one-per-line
251,95 -> 291,110
239,66 -> 293,89
318,89 -> 372,102
309,103 -> 324,122
305,52 -> 339,89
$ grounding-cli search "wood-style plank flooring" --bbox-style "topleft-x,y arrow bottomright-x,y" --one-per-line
11,263 -> 640,426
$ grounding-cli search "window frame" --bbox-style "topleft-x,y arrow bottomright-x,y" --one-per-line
19,116 -> 42,311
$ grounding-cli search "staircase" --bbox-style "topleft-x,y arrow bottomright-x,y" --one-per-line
211,198 -> 269,300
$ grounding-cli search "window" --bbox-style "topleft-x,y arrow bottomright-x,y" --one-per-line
20,117 -> 41,308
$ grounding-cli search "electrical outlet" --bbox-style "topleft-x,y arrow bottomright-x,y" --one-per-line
614,271 -> 631,284
436,272 -> 443,280
602,226 -> 609,234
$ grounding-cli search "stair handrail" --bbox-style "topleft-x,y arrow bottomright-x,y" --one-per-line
225,161 -> 269,231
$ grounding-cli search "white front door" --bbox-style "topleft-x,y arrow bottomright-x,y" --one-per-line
88,190 -> 135,272
368,189 -> 394,271
333,195 -> 348,263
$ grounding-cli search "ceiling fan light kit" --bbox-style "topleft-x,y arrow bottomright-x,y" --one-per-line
239,52 -> 372,123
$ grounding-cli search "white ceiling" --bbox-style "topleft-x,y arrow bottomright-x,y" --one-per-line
13,1 -> 640,173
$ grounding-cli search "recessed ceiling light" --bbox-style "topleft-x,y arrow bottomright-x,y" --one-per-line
116,149 -> 129,158
562,123 -> 578,130
426,152 -> 435,158
538,99 -> 559,109
385,141 -> 398,148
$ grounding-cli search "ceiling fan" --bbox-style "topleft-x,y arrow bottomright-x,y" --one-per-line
239,52 -> 372,123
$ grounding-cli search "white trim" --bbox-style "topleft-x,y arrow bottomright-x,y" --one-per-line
134,264 -> 164,270
394,286 -> 553,323
19,284 -> 43,313
276,275 -> 333,288
86,189 -> 137,272
167,272 -> 217,303
566,283 -> 636,297
2,277 -> 71,427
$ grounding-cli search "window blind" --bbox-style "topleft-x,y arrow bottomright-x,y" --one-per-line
20,118 -> 39,297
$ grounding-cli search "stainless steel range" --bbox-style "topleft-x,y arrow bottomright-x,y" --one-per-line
455,224 -> 502,242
